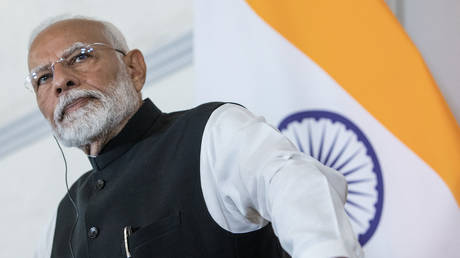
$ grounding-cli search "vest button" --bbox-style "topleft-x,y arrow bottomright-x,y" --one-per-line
95,179 -> 105,190
88,226 -> 99,239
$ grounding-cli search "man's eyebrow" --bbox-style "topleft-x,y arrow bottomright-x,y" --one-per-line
29,42 -> 88,75
60,42 -> 87,58
30,64 -> 51,76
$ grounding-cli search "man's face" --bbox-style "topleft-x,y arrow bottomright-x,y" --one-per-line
28,19 -> 141,147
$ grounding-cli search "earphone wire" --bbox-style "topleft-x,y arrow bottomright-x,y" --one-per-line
53,136 -> 79,258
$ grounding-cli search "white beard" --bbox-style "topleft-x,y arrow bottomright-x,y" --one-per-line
52,68 -> 140,147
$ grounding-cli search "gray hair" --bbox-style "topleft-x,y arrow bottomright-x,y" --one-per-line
28,14 -> 129,53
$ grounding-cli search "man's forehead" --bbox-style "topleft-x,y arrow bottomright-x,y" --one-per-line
28,19 -> 108,68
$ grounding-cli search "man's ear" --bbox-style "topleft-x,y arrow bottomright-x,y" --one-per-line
123,49 -> 146,92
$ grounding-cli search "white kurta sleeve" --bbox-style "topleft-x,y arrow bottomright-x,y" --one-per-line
200,103 -> 364,258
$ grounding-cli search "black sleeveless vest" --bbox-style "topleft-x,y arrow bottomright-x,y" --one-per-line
51,99 -> 285,258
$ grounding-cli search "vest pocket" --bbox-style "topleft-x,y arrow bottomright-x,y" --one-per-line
128,212 -> 182,257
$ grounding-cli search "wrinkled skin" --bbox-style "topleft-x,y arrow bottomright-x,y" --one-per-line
28,19 -> 147,155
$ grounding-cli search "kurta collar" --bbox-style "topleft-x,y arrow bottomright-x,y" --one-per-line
88,98 -> 161,170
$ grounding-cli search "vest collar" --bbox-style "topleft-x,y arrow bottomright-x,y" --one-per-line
88,98 -> 161,170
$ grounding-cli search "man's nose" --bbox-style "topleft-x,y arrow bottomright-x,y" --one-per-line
51,62 -> 80,95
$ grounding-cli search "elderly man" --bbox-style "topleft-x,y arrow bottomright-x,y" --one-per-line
29,17 -> 363,258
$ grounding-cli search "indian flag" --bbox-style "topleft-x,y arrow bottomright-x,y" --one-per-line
194,0 -> 460,257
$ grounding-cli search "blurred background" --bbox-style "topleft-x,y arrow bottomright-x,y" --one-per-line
0,0 -> 458,257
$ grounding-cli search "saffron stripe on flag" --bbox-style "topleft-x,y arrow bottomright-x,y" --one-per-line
246,0 -> 460,204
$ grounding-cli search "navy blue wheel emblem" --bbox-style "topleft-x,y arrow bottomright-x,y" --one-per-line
278,110 -> 383,246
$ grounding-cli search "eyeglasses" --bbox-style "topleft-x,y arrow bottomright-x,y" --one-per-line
26,42 -> 126,92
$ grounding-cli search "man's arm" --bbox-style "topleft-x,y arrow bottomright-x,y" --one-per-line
200,104 -> 364,258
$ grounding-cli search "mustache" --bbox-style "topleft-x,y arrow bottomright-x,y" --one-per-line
54,89 -> 104,122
